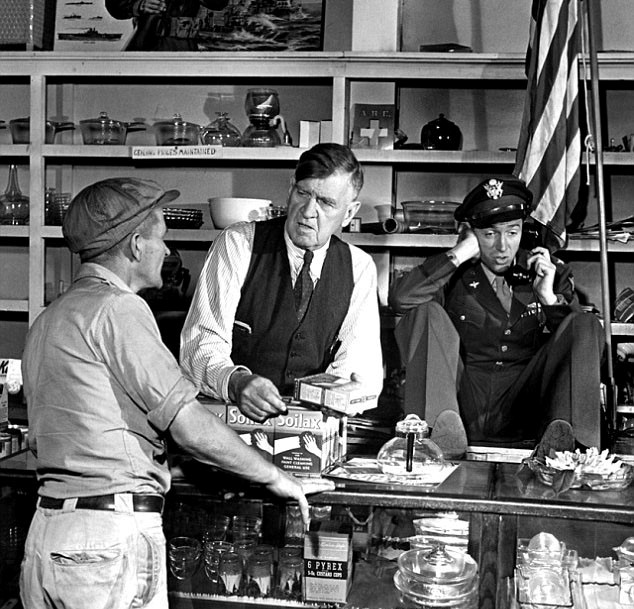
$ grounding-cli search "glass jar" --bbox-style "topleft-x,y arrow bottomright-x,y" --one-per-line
218,550 -> 242,595
377,414 -> 445,478
246,554 -> 272,597
0,165 -> 29,225
201,112 -> 242,146
395,545 -> 479,608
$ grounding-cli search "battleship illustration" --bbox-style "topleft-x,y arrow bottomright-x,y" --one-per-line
63,14 -> 82,19
58,28 -> 122,41
196,0 -> 320,50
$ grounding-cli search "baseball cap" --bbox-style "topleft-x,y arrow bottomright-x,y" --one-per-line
454,177 -> 533,228
62,177 -> 180,261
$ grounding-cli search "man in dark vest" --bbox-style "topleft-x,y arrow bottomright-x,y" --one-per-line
389,176 -> 605,458
181,143 -> 383,422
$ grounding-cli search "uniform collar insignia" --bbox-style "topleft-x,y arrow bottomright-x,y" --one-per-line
469,281 -> 480,289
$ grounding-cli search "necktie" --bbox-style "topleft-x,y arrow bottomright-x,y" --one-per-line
294,250 -> 314,321
495,276 -> 512,315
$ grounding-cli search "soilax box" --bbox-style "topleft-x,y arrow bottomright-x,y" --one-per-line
303,520 -> 353,604
273,404 -> 347,478
197,396 -> 227,422
294,373 -> 378,416
226,404 -> 275,462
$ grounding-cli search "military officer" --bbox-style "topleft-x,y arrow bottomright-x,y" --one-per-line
388,176 -> 605,458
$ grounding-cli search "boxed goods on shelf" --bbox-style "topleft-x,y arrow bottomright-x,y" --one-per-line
303,520 -> 353,604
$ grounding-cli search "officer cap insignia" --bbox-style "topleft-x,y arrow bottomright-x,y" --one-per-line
484,179 -> 504,200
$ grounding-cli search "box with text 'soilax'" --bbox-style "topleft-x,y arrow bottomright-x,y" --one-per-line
198,396 -> 227,422
226,404 -> 275,462
303,520 -> 353,604
294,373 -> 378,415
273,405 -> 346,477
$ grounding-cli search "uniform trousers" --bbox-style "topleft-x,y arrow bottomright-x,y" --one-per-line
394,302 -> 605,448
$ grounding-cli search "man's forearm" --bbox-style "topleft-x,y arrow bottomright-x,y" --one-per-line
170,400 -> 280,484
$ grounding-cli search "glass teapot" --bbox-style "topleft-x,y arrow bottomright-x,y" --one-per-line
201,112 -> 242,147
377,414 -> 445,477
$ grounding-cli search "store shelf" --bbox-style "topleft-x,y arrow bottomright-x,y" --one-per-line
0,226 -> 29,238
0,299 -> 28,313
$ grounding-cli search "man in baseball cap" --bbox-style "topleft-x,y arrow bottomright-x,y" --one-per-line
62,177 -> 180,261
389,176 -> 605,459
21,177 -> 333,608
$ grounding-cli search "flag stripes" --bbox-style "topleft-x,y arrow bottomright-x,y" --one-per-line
514,0 -> 581,249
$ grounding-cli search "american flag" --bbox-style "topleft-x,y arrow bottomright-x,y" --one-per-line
513,0 -> 581,250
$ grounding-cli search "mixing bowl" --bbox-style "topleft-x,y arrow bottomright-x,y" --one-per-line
401,201 -> 460,233
208,197 -> 272,229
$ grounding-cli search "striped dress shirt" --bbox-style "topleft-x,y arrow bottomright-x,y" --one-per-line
180,221 -> 383,401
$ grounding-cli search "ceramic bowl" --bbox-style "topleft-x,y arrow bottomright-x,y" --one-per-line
208,197 -> 272,229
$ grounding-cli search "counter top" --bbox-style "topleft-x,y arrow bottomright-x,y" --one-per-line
3,451 -> 632,525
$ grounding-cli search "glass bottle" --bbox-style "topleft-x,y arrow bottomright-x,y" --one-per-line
201,112 -> 242,147
0,165 -> 29,225
377,414 -> 445,478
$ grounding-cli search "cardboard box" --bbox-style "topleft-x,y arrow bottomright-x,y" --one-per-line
226,405 -> 275,462
299,120 -> 321,149
273,405 -> 346,477
303,521 -> 353,604
294,373 -> 378,415
319,120 -> 333,143
198,397 -> 227,422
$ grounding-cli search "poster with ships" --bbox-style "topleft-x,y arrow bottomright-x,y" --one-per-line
196,0 -> 324,51
54,0 -> 132,51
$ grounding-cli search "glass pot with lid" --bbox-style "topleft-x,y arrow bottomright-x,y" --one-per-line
394,545 -> 479,608
80,112 -> 146,145
8,118 -> 75,144
377,414 -> 445,478
153,114 -> 201,146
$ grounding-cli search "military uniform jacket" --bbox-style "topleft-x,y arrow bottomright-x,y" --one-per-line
389,248 -> 581,373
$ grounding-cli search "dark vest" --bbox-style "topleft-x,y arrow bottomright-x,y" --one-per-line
231,218 -> 354,395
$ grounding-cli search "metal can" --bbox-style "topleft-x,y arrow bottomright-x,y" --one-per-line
349,217 -> 362,233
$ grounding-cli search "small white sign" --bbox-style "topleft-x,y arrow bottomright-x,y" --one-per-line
131,146 -> 223,160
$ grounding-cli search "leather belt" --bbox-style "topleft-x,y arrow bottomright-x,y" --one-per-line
38,494 -> 164,513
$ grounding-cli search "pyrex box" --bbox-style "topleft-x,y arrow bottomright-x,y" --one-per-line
303,520 -> 353,604
294,373 -> 378,415
273,404 -> 346,477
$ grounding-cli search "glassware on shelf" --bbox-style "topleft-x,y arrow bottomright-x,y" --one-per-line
218,550 -> 242,595
376,414 -> 445,478
0,164 -> 29,225
167,536 -> 202,581
241,88 -> 283,147
201,112 -> 242,146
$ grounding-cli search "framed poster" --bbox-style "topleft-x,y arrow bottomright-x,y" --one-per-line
196,0 -> 324,52
54,1 -> 132,51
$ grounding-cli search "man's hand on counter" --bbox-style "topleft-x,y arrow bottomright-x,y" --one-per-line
229,370 -> 288,422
